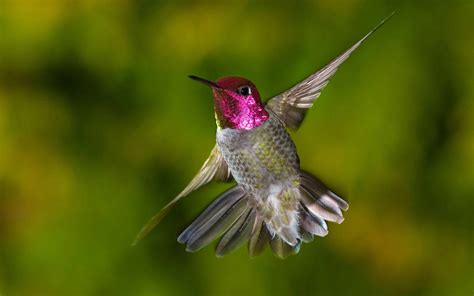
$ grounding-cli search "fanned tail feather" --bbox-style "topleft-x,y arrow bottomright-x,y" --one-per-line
270,236 -> 301,259
215,209 -> 256,257
178,185 -> 251,253
248,217 -> 269,257
299,171 -> 349,226
177,171 -> 348,258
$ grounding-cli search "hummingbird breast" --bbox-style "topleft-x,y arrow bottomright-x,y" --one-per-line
216,110 -> 300,192
216,110 -> 301,244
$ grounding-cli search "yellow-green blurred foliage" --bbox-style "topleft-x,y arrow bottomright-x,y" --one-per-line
0,1 -> 473,295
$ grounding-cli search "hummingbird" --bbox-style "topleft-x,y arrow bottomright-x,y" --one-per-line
134,13 -> 394,258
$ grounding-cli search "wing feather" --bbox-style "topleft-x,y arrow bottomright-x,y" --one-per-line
266,12 -> 395,129
133,145 -> 231,245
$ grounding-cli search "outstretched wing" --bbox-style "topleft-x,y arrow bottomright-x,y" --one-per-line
133,145 -> 231,245
266,12 -> 394,129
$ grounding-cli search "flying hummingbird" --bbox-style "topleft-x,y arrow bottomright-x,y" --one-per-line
134,13 -> 394,258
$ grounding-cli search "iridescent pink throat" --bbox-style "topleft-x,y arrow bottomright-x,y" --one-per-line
213,89 -> 269,130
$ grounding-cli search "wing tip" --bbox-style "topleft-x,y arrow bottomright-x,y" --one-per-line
131,202 -> 176,246
361,11 -> 397,42
374,10 -> 397,32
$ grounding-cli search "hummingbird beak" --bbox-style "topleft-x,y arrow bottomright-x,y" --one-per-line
188,75 -> 223,90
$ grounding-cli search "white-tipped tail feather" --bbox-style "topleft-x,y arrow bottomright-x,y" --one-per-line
177,171 -> 348,259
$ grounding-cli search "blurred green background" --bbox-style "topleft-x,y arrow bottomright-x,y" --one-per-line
0,0 -> 473,295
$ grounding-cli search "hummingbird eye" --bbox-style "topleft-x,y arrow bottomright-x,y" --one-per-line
237,86 -> 251,96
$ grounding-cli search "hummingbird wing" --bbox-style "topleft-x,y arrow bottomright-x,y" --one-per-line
266,12 -> 394,130
133,145 -> 231,245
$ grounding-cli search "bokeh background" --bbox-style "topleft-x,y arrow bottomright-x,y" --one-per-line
0,0 -> 473,295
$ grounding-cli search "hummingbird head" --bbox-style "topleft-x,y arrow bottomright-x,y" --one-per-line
189,75 -> 269,130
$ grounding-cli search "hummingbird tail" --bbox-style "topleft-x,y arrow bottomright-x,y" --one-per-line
177,171 -> 349,258
298,170 -> 349,241
247,210 -> 301,259
177,185 -> 254,255
253,170 -> 350,259
260,171 -> 349,259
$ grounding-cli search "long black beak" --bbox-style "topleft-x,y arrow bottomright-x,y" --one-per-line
188,75 -> 223,90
